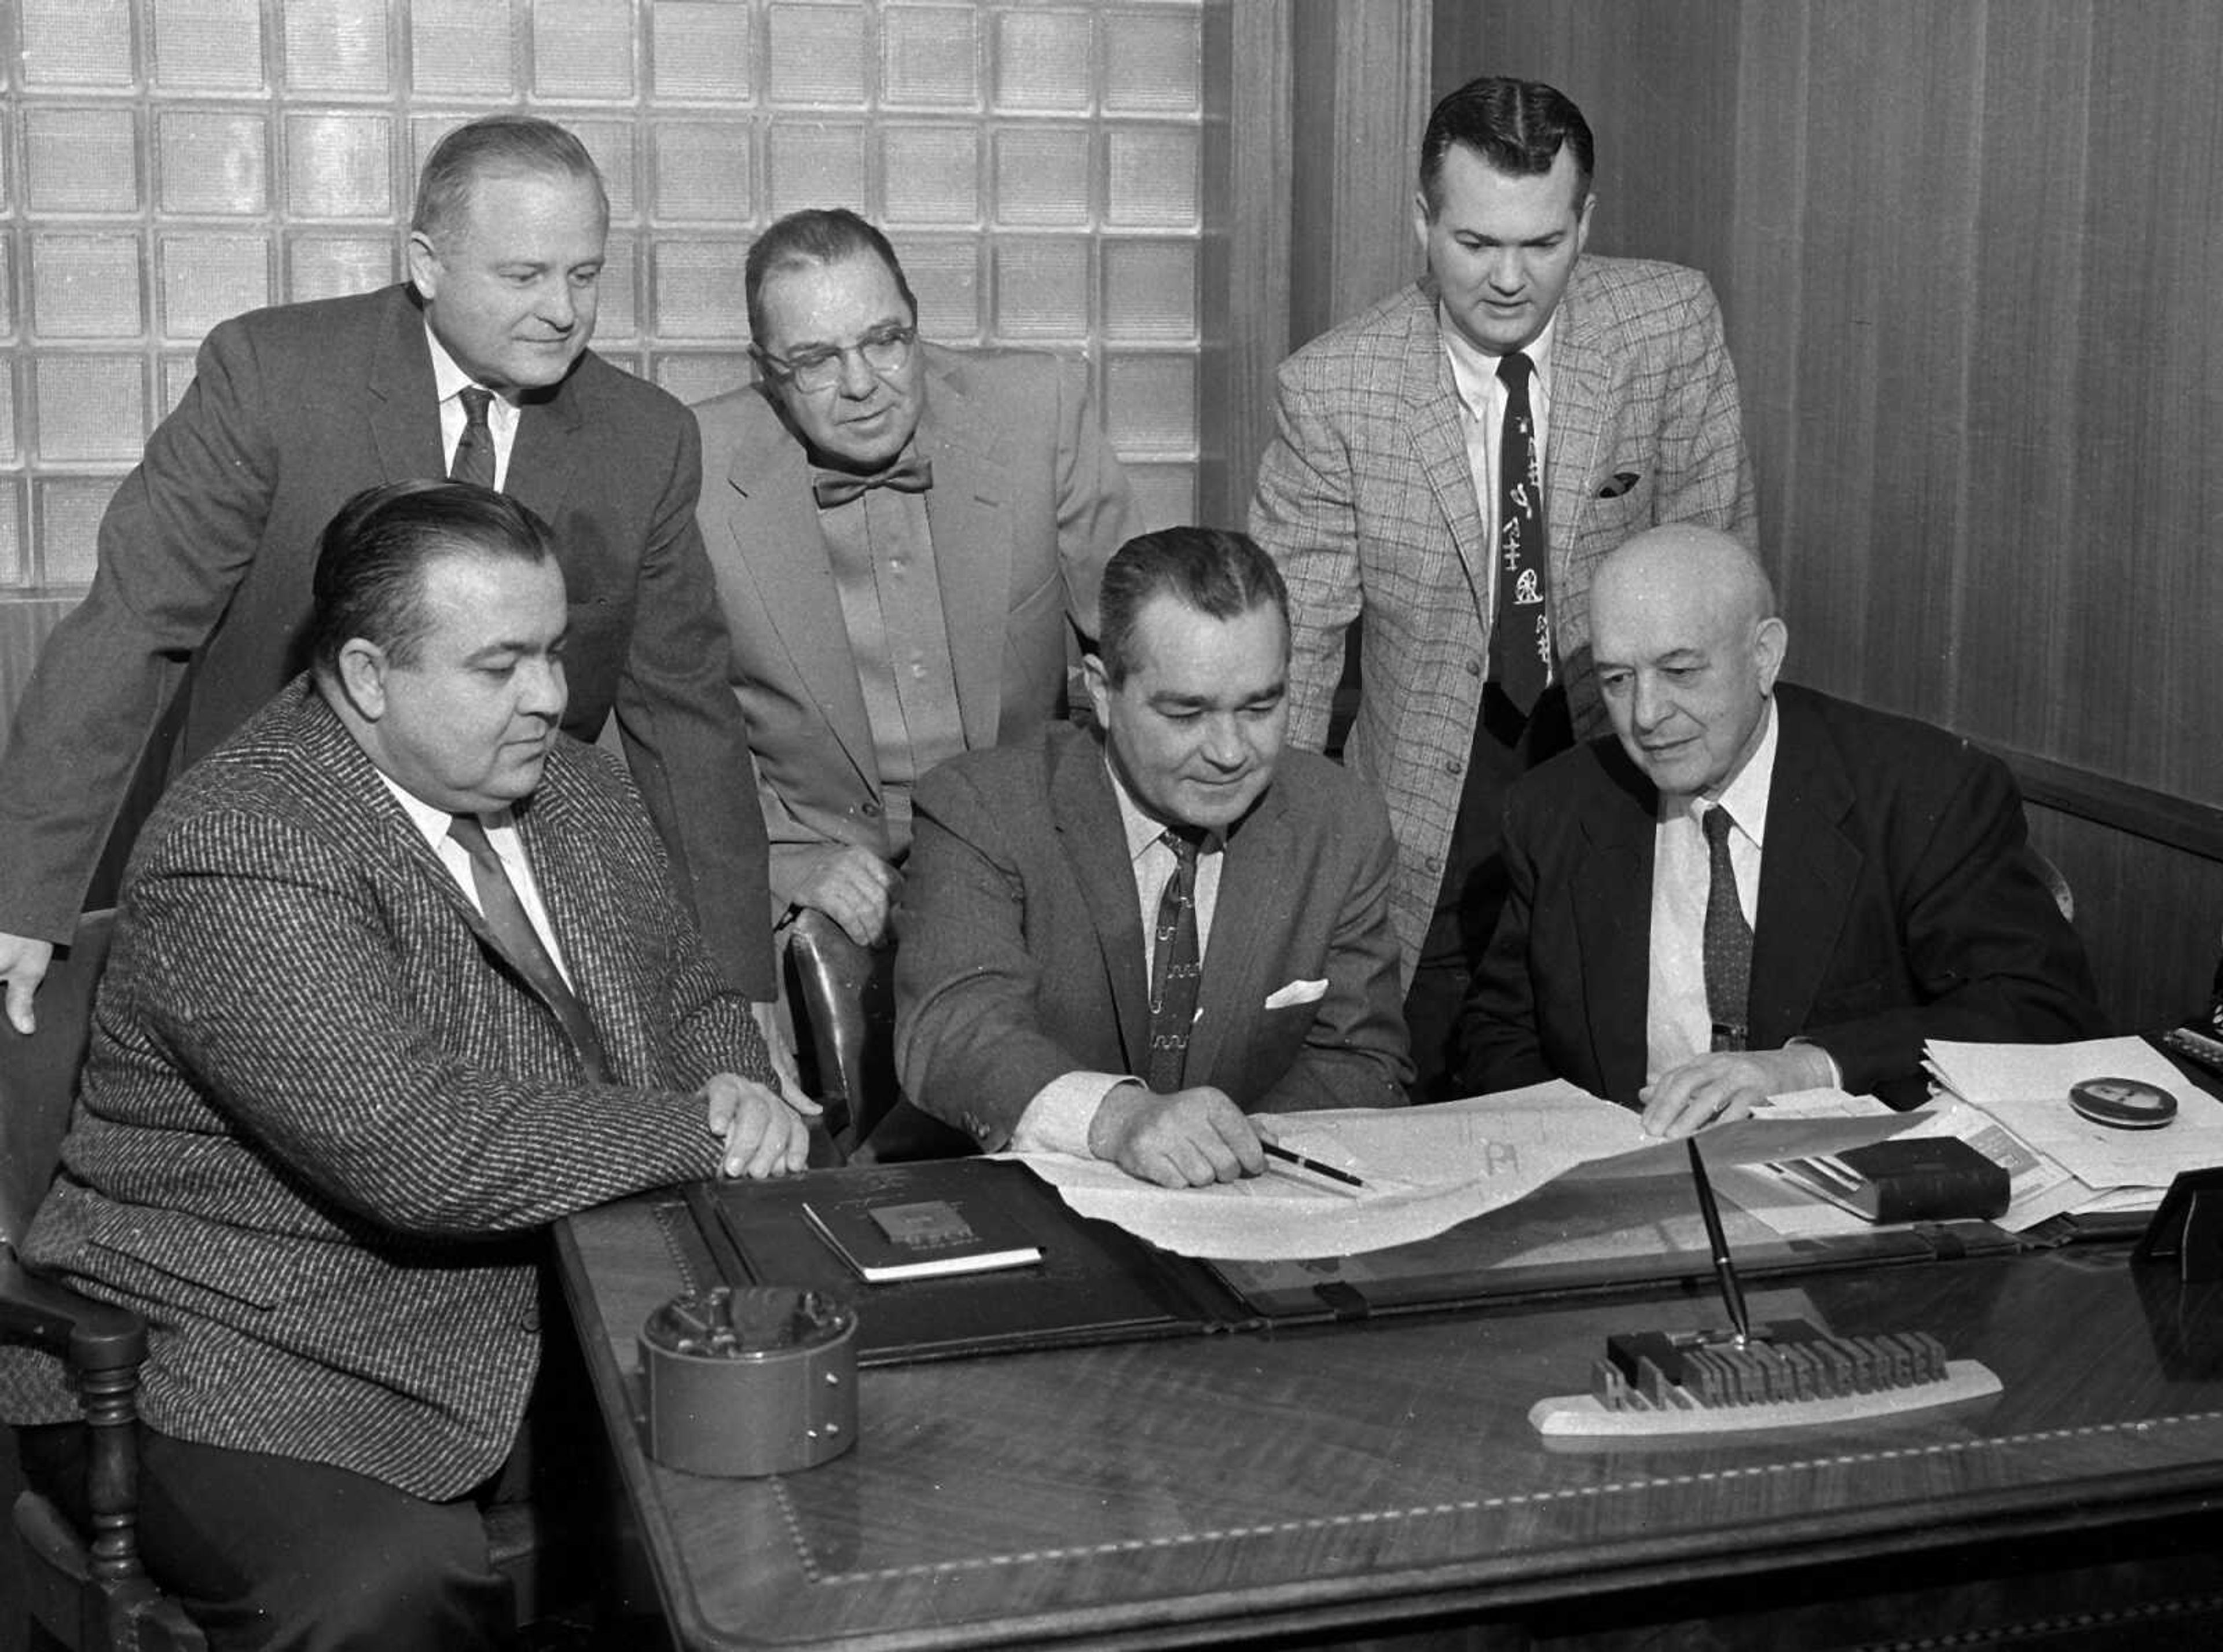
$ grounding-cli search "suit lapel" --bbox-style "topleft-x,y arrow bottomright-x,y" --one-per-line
515,771 -> 649,1081
1049,736 -> 1152,1070
718,396 -> 879,794
916,355 -> 1018,750
1545,275 -> 1612,652
504,365 -> 588,528
1570,754 -> 1657,1101
1396,293 -> 1494,624
1750,691 -> 1862,1045
365,289 -> 447,481
1185,789 -> 1293,1080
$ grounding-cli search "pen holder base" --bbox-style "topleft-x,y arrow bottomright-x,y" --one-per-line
639,1285 -> 859,1477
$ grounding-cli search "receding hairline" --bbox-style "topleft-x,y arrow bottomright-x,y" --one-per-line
1593,530 -> 1777,634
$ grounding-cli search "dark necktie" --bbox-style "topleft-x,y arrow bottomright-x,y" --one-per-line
1701,805 -> 1753,1052
450,386 -> 497,490
1491,351 -> 1550,715
447,814 -> 610,1081
810,452 -> 933,510
1145,829 -> 1204,1094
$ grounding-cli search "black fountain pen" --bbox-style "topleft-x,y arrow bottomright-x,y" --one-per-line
1686,1135 -> 1752,1345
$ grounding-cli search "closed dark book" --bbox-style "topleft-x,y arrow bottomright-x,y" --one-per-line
802,1194 -> 1042,1283
1780,1136 -> 2010,1224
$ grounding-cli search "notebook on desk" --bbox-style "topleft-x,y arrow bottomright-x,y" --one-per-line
681,1155 -> 2019,1367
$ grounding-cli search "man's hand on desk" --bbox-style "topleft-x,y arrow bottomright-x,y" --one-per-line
1639,1045 -> 1837,1137
792,846 -> 901,948
1087,1082 -> 1280,1188
0,931 -> 54,1036
700,1071 -> 820,1178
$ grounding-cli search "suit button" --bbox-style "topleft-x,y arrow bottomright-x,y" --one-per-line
1466,659 -> 1482,677
1445,759 -> 1462,776
521,1308 -> 541,1333
860,801 -> 881,817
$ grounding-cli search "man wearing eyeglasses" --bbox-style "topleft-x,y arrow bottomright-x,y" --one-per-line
692,208 -> 1142,950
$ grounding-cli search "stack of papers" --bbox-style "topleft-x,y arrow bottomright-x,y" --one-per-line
1922,1036 -> 2223,1227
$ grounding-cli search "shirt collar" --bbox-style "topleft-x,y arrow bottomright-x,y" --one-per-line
1438,307 -> 1560,416
1102,752 -> 1218,865
1671,696 -> 1779,847
376,768 -> 518,856
424,321 -> 513,413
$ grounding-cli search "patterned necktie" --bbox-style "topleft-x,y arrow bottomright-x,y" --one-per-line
447,814 -> 610,1081
450,386 -> 497,490
1492,351 -> 1550,715
1701,805 -> 1753,1052
810,452 -> 934,510
1145,829 -> 1204,1094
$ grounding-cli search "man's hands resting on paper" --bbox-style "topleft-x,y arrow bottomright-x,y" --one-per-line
1638,1044 -> 1837,1137
1088,1081 -> 1283,1188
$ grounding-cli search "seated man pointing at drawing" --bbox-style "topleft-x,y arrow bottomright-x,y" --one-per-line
894,527 -> 1411,1187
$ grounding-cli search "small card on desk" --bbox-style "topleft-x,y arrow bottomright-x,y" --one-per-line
802,1195 -> 1044,1284
1772,1136 -> 2011,1224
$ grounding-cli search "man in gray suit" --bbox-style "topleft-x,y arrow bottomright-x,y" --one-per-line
894,528 -> 1409,1188
692,209 -> 1140,950
0,114 -> 779,1045
1,483 -> 811,1650
1250,76 -> 1758,1097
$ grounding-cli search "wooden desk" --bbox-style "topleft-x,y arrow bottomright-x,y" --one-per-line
556,1194 -> 2223,1649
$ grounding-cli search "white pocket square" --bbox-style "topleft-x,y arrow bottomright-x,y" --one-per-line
1263,978 -> 1329,1010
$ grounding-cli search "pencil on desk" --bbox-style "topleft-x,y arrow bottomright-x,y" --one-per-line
1261,1141 -> 1365,1188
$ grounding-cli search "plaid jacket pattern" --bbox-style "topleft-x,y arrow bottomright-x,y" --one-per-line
1250,259 -> 1758,976
1,680 -> 762,1499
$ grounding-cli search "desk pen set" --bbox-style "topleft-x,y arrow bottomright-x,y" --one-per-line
1530,1137 -> 2001,1438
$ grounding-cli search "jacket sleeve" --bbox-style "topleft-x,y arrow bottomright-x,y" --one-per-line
113,806 -> 729,1239
892,764 -> 1101,1150
1801,749 -> 2108,1095
606,404 -> 779,1001
1249,361 -> 1363,752
0,318 -> 279,941
1455,792 -> 1558,1097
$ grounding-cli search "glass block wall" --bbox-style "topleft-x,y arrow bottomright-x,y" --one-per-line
0,0 -> 1207,593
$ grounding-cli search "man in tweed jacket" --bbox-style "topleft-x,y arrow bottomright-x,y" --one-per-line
1250,77 -> 1757,1097
1,484 -> 810,1649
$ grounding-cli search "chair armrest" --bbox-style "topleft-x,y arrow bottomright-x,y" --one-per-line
0,1246 -> 146,1372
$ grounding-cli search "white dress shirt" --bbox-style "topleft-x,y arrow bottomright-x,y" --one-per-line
426,324 -> 520,489
1645,697 -> 1777,1079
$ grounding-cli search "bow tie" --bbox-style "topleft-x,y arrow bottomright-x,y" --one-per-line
810,453 -> 934,509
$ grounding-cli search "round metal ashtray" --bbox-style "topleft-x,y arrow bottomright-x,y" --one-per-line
639,1284 -> 859,1477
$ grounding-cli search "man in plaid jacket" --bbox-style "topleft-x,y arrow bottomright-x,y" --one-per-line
1250,76 -> 1758,1097
2,483 -> 812,1650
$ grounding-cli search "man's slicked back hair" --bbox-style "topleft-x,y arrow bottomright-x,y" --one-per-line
1097,527 -> 1290,686
310,480 -> 560,680
743,207 -> 918,347
411,113 -> 607,246
1418,75 -> 1594,214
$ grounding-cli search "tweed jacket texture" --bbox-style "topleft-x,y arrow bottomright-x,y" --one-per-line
0,283 -> 775,997
893,723 -> 1411,1151
1249,260 -> 1758,975
692,344 -> 1142,917
0,679 -> 761,1500
1459,684 -> 2107,1108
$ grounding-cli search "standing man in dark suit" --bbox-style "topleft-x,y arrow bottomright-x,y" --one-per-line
894,528 -> 1408,1188
694,208 -> 1140,949
0,113 -> 780,1049
1250,76 -> 1758,1096
1459,526 -> 2105,1132
1,483 -> 810,1650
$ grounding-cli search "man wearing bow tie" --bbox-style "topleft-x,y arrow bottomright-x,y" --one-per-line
692,209 -> 1142,949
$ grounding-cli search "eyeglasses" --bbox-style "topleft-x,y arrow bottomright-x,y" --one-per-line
755,324 -> 916,394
